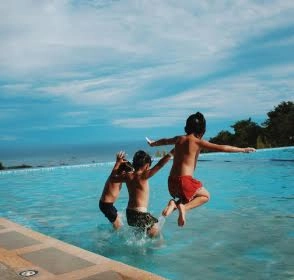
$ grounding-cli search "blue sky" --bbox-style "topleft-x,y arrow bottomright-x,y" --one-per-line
1,0 -> 294,150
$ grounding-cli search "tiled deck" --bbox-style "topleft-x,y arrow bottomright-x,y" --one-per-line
0,218 -> 166,280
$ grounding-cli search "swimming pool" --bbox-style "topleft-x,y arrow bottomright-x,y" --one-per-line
0,147 -> 293,279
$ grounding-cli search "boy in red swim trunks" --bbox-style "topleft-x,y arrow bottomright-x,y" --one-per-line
147,112 -> 256,227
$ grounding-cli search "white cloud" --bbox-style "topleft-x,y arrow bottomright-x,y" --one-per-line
1,83 -> 31,90
37,62 -> 211,105
0,108 -> 24,120
113,116 -> 181,128
1,0 -> 293,77
112,64 -> 294,128
0,135 -> 17,141
0,0 -> 293,131
38,75 -> 138,105
63,111 -> 89,117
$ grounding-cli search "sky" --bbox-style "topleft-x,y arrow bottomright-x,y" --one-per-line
1,0 -> 294,151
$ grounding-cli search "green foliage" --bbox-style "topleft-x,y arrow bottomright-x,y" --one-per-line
154,101 -> 293,156
209,101 -> 293,148
154,150 -> 167,158
256,135 -> 270,149
0,162 -> 4,170
262,101 -> 294,147
210,118 -> 261,148
209,130 -> 234,145
231,118 -> 262,147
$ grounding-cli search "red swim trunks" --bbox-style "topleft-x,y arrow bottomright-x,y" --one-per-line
168,175 -> 203,203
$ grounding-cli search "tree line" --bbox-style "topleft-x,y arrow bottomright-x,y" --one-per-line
153,101 -> 293,156
209,101 -> 293,149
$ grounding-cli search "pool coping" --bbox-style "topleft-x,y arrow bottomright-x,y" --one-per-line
0,218 -> 166,280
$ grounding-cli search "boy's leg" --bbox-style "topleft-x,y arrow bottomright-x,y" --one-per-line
99,200 -> 122,229
177,187 -> 210,227
162,199 -> 187,226
177,203 -> 186,227
147,223 -> 160,238
162,199 -> 177,217
112,215 -> 122,230
185,187 -> 210,211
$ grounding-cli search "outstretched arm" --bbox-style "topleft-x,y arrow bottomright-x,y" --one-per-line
146,136 -> 178,147
200,140 -> 256,153
146,149 -> 174,179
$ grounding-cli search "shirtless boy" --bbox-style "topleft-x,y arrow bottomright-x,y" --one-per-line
99,151 -> 134,229
147,112 -> 256,227
112,150 -> 173,237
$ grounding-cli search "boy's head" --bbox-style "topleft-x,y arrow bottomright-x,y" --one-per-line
132,150 -> 152,171
117,161 -> 134,174
185,112 -> 206,136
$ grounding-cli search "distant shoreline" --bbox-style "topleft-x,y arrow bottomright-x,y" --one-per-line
1,146 -> 293,172
0,164 -> 32,171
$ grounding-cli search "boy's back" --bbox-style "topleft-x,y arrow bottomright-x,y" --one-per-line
170,134 -> 201,177
114,150 -> 173,237
125,171 -> 150,210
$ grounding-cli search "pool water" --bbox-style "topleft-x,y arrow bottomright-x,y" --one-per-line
0,147 -> 293,279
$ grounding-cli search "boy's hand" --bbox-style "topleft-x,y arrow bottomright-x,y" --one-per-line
244,147 -> 256,153
116,151 -> 127,163
146,137 -> 155,146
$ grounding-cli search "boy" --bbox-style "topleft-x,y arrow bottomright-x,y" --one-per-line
99,151 -> 134,230
147,112 -> 256,227
112,150 -> 174,237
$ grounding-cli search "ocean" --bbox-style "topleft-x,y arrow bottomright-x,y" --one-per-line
0,140 -> 154,167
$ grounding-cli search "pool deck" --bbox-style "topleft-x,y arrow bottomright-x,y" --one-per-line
0,218 -> 166,280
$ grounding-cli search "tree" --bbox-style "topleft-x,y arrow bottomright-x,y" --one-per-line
256,134 -> 271,149
209,119 -> 261,148
208,101 -> 293,149
231,118 -> 262,148
0,162 -> 4,170
209,130 -> 234,145
262,101 -> 294,147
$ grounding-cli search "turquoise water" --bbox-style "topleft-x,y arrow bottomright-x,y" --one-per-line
0,147 -> 293,279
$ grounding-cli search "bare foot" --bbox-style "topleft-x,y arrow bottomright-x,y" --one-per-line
112,217 -> 122,230
177,203 -> 186,227
162,199 -> 177,217
148,224 -> 160,238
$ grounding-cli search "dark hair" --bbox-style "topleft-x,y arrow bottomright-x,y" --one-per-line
184,112 -> 206,136
117,161 -> 134,174
132,150 -> 152,171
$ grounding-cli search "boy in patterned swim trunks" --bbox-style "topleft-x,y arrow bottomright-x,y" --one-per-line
112,150 -> 174,237
147,112 -> 256,227
99,151 -> 134,230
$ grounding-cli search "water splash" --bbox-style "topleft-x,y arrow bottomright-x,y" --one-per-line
157,215 -> 166,231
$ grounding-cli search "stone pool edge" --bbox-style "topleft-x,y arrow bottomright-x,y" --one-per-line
0,218 -> 166,280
